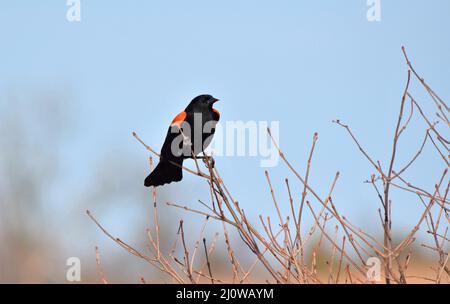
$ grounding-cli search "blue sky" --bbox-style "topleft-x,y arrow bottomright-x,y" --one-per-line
1,1 -> 450,280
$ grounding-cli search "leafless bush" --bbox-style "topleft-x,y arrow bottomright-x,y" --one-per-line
88,47 -> 449,284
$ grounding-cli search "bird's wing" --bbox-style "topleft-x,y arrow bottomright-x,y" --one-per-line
160,111 -> 188,159
171,111 -> 187,127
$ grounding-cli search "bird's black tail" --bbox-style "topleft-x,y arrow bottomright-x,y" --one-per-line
144,158 -> 183,187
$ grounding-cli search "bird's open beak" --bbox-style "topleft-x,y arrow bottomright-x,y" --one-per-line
212,98 -> 219,104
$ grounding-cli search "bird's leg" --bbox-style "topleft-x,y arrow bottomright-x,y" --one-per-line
199,151 -> 215,169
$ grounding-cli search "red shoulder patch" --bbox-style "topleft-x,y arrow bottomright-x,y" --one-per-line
213,108 -> 220,118
171,111 -> 187,126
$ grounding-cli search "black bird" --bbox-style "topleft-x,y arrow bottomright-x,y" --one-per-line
144,95 -> 220,187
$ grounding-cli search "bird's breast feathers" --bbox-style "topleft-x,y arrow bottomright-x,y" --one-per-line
213,108 -> 220,120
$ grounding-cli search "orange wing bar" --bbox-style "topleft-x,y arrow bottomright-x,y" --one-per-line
171,111 -> 187,126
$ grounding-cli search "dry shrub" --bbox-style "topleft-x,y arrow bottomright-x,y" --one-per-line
88,47 -> 449,284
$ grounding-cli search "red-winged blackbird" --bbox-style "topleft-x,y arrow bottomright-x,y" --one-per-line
144,95 -> 220,187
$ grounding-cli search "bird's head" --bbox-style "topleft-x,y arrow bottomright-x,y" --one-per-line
185,94 -> 219,112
